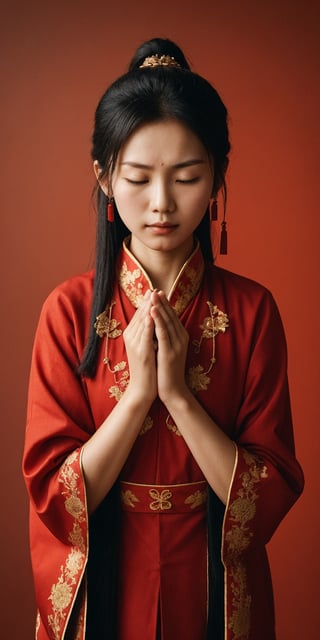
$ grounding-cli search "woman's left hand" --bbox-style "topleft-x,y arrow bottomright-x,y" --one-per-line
150,290 -> 190,405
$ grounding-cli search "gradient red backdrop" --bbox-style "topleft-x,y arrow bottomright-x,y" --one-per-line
1,1 -> 319,637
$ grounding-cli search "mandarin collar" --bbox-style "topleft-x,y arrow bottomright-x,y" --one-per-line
117,237 -> 204,315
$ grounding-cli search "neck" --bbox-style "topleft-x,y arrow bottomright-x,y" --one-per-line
128,236 -> 195,297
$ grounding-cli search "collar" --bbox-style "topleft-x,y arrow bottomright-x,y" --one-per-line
117,238 -> 205,315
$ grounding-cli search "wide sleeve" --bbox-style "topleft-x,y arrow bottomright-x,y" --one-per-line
23,280 -> 95,536
22,279 -> 94,639
222,288 -> 304,561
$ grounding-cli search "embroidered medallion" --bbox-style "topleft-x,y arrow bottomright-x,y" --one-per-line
149,488 -> 173,511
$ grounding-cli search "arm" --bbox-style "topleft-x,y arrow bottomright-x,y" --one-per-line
81,290 -> 157,513
150,290 -> 236,504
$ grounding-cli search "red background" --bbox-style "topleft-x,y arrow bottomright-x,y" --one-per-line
1,1 -> 319,637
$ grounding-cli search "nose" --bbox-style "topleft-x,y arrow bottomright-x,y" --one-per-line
151,178 -> 175,214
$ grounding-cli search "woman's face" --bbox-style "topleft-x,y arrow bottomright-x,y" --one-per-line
105,119 -> 213,261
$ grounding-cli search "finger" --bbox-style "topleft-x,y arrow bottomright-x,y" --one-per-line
151,291 -> 181,344
126,290 -> 152,337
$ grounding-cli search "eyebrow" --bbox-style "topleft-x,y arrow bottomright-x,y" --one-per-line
120,159 -> 206,169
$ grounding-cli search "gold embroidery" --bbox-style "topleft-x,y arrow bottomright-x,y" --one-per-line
166,414 -> 182,436
108,361 -> 129,400
171,264 -> 203,315
224,450 -> 269,639
187,365 -> 211,392
228,563 -> 251,639
47,452 -> 86,639
94,303 -> 122,339
149,489 -> 173,511
184,489 -> 208,509
121,490 -> 140,508
119,262 -> 144,307
192,302 -> 229,374
139,415 -> 154,435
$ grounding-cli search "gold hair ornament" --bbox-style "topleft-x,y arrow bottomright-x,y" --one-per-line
139,54 -> 181,69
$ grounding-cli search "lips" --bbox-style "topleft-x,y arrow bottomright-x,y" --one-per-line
146,223 -> 178,235
147,223 -> 178,228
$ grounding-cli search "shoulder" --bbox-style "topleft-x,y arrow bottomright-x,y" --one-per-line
205,264 -> 284,336
38,270 -> 95,333
207,264 -> 276,308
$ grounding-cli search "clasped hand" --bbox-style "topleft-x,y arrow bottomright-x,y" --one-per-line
123,289 -> 189,406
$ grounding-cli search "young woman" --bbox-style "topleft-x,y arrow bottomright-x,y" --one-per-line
23,38 -> 304,640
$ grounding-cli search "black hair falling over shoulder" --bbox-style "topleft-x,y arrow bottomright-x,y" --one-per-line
78,189 -> 129,378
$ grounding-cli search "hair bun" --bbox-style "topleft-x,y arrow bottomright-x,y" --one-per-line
128,37 -> 190,72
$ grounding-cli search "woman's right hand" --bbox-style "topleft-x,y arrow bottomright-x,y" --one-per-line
123,289 -> 157,405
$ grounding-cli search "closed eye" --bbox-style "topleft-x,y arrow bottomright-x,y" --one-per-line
125,178 -> 149,185
176,177 -> 200,184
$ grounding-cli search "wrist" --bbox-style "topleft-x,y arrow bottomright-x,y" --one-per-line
160,385 -> 194,415
124,382 -> 156,409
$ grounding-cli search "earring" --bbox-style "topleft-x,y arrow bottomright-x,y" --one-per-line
107,197 -> 114,222
220,220 -> 227,255
209,198 -> 218,221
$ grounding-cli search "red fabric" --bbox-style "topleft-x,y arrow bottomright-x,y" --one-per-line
23,242 -> 304,639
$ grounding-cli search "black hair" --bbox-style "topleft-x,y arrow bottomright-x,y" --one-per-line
79,37 -> 230,377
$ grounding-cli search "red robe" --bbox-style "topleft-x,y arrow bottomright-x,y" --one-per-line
23,241 -> 304,639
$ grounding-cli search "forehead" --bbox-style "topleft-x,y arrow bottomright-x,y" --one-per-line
118,119 -> 208,165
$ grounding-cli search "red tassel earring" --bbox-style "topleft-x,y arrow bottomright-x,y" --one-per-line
209,198 -> 218,221
220,219 -> 228,255
107,197 -> 114,222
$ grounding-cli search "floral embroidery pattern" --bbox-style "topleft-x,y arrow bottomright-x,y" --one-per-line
171,264 -> 204,315
94,302 -> 122,339
119,262 -> 145,307
187,365 -> 211,392
224,450 -> 269,639
166,415 -> 182,436
149,489 -> 173,511
184,488 -> 208,509
139,415 -> 154,436
193,302 -> 229,362
108,360 -> 129,401
47,451 -> 86,639
121,490 -> 140,508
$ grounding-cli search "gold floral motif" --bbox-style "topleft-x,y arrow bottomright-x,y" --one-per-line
228,562 -> 251,639
121,490 -> 140,508
94,303 -> 122,338
224,450 -> 269,639
193,302 -> 229,354
119,262 -> 144,307
108,363 -> 129,400
149,489 -> 173,511
171,264 -> 203,315
187,365 -> 211,392
139,415 -> 154,436
47,452 -> 86,639
184,489 -> 208,509
166,414 -> 182,436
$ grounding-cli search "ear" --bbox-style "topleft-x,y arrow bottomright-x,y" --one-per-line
93,160 -> 109,196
